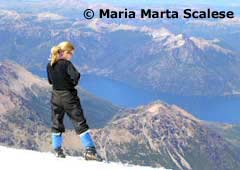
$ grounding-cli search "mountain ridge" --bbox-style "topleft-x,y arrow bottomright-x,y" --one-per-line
1,9 -> 240,96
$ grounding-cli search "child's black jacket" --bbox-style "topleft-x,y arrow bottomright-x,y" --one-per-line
47,59 -> 80,90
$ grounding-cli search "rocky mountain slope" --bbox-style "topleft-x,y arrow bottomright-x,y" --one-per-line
89,101 -> 240,170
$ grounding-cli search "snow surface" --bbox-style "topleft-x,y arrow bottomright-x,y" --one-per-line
0,146 -> 169,170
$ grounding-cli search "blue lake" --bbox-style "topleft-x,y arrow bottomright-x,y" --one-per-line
33,68 -> 240,124
80,75 -> 240,124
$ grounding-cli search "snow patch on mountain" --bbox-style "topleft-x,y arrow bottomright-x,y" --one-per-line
141,27 -> 172,39
189,37 -> 233,54
87,19 -> 137,32
37,12 -> 66,21
92,21 -> 231,52
0,9 -> 22,20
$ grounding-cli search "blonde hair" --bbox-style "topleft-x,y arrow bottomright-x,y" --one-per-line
50,41 -> 75,66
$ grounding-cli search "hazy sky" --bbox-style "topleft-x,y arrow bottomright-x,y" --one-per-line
83,0 -> 240,7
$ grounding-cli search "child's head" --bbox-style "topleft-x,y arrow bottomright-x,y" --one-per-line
50,41 -> 75,66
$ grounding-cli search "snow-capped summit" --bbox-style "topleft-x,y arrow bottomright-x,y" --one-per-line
0,9 -> 22,20
141,26 -> 173,39
0,146 -> 169,170
189,37 -> 233,54
37,12 -> 66,21
87,19 -> 137,32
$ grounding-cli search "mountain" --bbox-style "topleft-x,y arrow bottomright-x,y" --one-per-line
89,101 -> 240,170
0,9 -> 240,96
98,26 -> 240,96
0,61 -> 239,169
0,146 -> 168,170
0,60 -> 120,150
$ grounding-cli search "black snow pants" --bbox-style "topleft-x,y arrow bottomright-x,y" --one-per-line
51,89 -> 89,135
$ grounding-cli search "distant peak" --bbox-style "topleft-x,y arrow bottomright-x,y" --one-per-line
140,101 -> 200,122
147,103 -> 166,113
37,12 -> 65,21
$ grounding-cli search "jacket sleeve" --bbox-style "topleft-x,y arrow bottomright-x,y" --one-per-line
67,62 -> 80,86
47,63 -> 53,85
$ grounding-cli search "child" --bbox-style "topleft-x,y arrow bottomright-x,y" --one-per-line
47,41 -> 102,161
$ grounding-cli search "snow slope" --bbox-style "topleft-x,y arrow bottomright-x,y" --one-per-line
0,146 -> 169,170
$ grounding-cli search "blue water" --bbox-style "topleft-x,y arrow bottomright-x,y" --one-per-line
80,75 -> 240,123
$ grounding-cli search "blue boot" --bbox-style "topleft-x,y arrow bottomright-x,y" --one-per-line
52,133 -> 66,158
80,130 -> 95,148
80,131 -> 102,161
